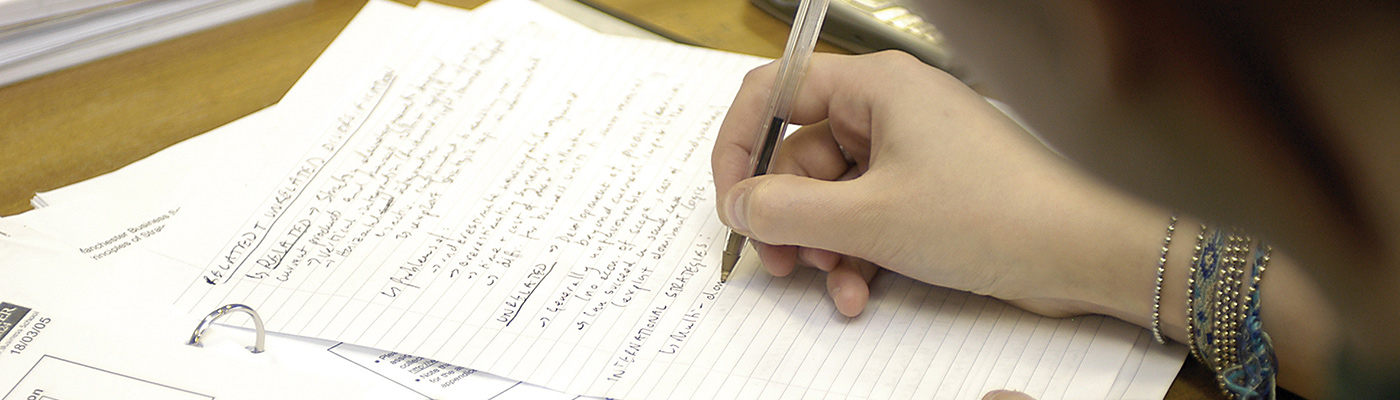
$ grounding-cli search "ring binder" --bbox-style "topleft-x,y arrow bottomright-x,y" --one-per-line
187,304 -> 266,353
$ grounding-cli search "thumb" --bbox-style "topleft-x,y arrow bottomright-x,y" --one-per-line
723,173 -> 873,255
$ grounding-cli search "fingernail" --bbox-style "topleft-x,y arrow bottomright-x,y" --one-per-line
729,187 -> 750,233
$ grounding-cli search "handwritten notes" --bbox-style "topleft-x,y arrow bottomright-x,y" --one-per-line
147,1 -> 1185,399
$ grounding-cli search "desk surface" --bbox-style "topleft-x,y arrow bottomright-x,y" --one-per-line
0,0 -> 1222,398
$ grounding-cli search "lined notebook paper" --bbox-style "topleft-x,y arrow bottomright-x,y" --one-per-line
136,1 -> 1185,399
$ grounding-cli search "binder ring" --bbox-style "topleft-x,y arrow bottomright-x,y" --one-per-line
186,304 -> 266,353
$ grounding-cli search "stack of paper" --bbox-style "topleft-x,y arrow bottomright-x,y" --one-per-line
0,1 -> 1187,399
0,0 -> 304,87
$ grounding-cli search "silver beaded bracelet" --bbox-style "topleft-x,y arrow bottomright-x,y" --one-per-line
1151,213 -> 1178,345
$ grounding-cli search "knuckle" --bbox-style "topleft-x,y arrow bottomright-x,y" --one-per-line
869,50 -> 920,67
741,65 -> 773,86
867,50 -> 956,86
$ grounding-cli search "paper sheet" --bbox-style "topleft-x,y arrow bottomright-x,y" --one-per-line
128,2 -> 1186,399
0,225 -> 598,400
2,1 -> 1186,399
0,0 -> 304,87
0,0 -> 130,27
0,3 -> 605,399
0,235 -> 384,400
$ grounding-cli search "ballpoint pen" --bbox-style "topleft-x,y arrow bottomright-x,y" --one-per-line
720,0 -> 830,283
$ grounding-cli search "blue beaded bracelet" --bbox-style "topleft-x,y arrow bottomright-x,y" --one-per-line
1188,225 -> 1277,400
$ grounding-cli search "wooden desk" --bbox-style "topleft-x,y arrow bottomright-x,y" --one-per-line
0,0 -> 1227,398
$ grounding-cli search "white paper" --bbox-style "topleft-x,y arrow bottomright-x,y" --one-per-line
0,4 -> 613,400
2,1 -> 1186,399
0,224 -> 599,400
0,0 -> 304,87
136,2 -> 1186,399
0,0 -> 128,28
0,236 -> 382,400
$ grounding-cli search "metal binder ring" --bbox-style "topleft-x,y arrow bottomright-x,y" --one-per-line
186,304 -> 266,353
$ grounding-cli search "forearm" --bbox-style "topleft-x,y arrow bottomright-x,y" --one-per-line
987,153 -> 1340,397
946,113 -> 1342,398
1060,206 -> 1339,398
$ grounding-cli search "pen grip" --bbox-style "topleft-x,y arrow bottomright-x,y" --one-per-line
747,0 -> 827,178
750,116 -> 788,176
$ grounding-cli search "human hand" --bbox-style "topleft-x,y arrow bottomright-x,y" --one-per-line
712,51 -> 1167,319
982,390 -> 1034,400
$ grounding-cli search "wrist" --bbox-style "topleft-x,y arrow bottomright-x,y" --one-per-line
1041,185 -> 1177,328
1082,215 -> 1202,342
993,170 -> 1182,327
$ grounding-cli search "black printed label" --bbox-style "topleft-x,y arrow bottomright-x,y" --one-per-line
0,302 -> 33,341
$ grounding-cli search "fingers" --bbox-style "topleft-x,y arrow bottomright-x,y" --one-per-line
982,390 -> 1035,400
828,256 -> 880,317
754,241 -> 797,277
770,120 -> 850,180
719,120 -> 876,250
745,121 -> 853,277
712,60 -> 781,220
723,174 -> 877,256
752,241 -> 838,277
761,244 -> 877,318
797,246 -> 840,271
714,52 -> 927,221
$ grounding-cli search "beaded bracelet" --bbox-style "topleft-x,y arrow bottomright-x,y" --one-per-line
1151,213 -> 1178,345
1187,225 -> 1276,400
1186,224 -> 1219,363
1222,242 -> 1276,399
